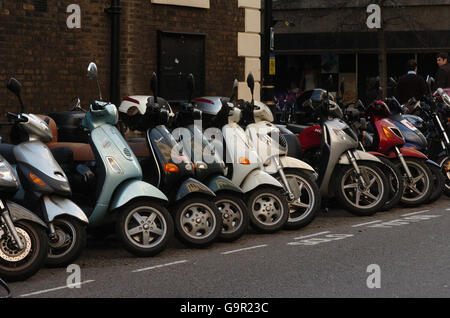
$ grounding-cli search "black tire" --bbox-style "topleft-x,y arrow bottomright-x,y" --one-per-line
333,161 -> 389,216
378,157 -> 405,211
439,156 -> 450,197
428,163 -> 445,203
247,187 -> 289,233
45,217 -> 87,268
214,193 -> 249,242
174,197 -> 222,248
276,169 -> 321,230
0,221 -> 48,282
395,158 -> 433,207
116,200 -> 173,257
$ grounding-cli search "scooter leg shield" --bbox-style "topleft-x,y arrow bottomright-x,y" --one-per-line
240,169 -> 284,193
42,195 -> 89,224
6,201 -> 47,229
175,178 -> 216,202
338,150 -> 382,165
205,175 -> 243,194
110,180 -> 169,210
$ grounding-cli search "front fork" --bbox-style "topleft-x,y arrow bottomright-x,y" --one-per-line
394,147 -> 414,181
272,156 -> 296,201
0,200 -> 25,250
347,150 -> 368,188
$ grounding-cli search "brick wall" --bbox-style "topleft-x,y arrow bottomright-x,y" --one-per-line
0,0 -> 245,118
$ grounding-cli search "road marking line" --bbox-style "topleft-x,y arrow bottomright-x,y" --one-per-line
20,280 -> 95,297
446,208 -> 450,211
401,210 -> 430,217
294,231 -> 330,240
132,260 -> 188,273
221,244 -> 268,255
351,220 -> 382,228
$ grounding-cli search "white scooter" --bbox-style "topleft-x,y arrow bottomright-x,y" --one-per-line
196,74 -> 320,230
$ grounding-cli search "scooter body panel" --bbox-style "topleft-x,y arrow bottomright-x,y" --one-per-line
88,124 -> 143,224
6,200 -> 47,229
110,179 -> 168,210
240,169 -> 283,193
204,175 -> 243,194
42,195 -> 89,224
175,178 -> 216,202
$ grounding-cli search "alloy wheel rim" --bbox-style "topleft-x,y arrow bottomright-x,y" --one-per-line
252,193 -> 284,226
0,227 -> 32,263
125,207 -> 168,249
216,200 -> 244,235
48,219 -> 77,258
341,166 -> 384,209
285,174 -> 315,222
180,203 -> 217,240
401,161 -> 430,202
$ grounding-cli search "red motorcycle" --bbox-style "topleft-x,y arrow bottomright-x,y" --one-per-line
357,100 -> 434,207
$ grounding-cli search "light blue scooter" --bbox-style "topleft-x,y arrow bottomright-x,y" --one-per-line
51,63 -> 174,257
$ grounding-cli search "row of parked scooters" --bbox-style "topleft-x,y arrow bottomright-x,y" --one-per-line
0,62 -> 448,284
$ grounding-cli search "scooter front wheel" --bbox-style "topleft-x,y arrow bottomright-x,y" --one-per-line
247,187 -> 289,233
174,197 -> 222,248
394,158 -> 433,207
276,169 -> 320,230
0,221 -> 48,282
428,163 -> 444,203
45,217 -> 87,268
116,201 -> 173,257
215,193 -> 249,242
333,162 -> 388,216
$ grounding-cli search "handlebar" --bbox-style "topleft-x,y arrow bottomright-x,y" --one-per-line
6,112 -> 28,123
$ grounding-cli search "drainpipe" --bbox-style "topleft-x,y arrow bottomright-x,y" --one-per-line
105,0 -> 122,106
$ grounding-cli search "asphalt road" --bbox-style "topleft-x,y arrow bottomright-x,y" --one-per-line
7,197 -> 450,298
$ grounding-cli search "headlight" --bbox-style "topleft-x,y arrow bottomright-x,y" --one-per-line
0,158 -> 19,186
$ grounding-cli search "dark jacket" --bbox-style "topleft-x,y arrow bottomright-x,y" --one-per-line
395,73 -> 427,104
436,63 -> 450,89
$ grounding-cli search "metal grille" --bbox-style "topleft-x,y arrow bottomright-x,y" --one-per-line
123,148 -> 132,157
33,0 -> 47,12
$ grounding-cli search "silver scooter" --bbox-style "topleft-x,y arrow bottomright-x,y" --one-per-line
4,78 -> 89,267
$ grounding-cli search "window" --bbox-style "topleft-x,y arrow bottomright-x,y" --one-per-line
151,0 -> 210,9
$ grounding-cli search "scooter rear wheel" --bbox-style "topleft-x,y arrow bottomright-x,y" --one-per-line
0,221 -> 48,282
247,187 -> 289,233
116,201 -> 173,257
174,197 -> 222,248
215,193 -> 249,242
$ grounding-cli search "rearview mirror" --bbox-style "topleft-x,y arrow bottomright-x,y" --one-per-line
246,73 -> 255,99
87,62 -> 98,81
6,78 -> 22,97
150,72 -> 158,99
188,73 -> 195,102
230,79 -> 239,102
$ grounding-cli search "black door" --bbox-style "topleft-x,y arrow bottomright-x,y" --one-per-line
158,31 -> 206,102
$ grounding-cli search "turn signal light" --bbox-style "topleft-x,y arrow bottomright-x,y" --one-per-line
29,172 -> 46,187
239,157 -> 250,165
164,163 -> 179,173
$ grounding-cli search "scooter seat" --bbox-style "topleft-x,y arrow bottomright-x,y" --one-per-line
0,143 -> 74,165
286,124 -> 313,135
128,139 -> 150,158
47,142 -> 95,162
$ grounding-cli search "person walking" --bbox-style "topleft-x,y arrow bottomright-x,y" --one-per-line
395,59 -> 427,104
436,52 -> 450,89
